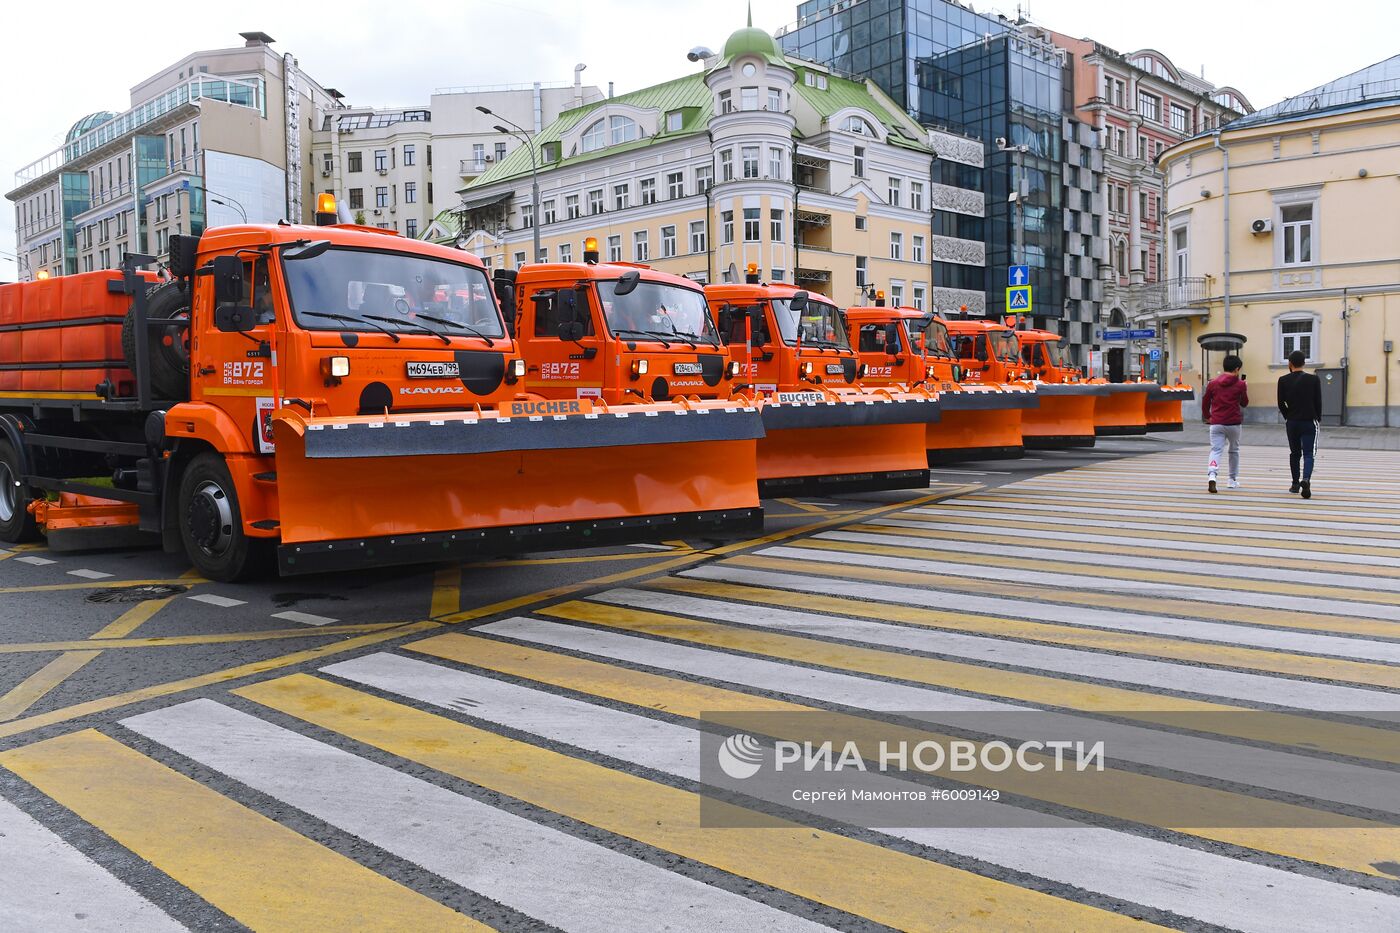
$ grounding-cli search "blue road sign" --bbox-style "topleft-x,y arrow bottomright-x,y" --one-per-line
1103,329 -> 1127,341
1008,264 -> 1030,287
1149,348 -> 1162,362
1128,328 -> 1156,339
1006,285 -> 1031,310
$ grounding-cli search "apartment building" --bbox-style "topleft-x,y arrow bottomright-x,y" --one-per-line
454,21 -> 985,314
8,32 -> 336,280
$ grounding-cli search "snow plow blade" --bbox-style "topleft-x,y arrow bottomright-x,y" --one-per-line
756,390 -> 939,497
1145,385 -> 1194,432
1092,383 -> 1153,436
270,400 -> 764,575
928,385 -> 1036,463
1022,383 -> 1106,449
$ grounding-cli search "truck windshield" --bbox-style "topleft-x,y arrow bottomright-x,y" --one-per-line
772,298 -> 850,350
283,247 -> 505,339
597,280 -> 718,346
1043,339 -> 1067,367
917,319 -> 953,358
990,331 -> 1020,363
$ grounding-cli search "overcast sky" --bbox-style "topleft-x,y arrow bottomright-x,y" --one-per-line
2,0 -> 1392,278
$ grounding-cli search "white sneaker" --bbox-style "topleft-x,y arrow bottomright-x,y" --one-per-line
1227,479 -> 1240,489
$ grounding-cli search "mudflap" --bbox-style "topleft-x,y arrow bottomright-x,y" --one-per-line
1021,387 -> 1100,450
1093,384 -> 1152,436
270,403 -> 765,575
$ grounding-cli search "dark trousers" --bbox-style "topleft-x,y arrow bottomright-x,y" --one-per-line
1286,418 -> 1317,483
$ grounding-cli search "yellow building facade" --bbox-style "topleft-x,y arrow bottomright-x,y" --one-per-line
1157,56 -> 1400,424
449,23 -> 986,316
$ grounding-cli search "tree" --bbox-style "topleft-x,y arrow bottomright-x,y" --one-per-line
354,210 -> 367,226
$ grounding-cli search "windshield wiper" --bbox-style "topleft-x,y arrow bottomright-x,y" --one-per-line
611,328 -> 671,348
415,312 -> 497,347
363,314 -> 451,345
300,311 -> 400,342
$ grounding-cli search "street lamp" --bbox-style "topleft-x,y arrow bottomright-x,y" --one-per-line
476,105 -> 541,263
199,186 -> 248,223
995,137 -> 1028,270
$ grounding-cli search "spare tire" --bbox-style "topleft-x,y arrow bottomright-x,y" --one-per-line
122,281 -> 191,400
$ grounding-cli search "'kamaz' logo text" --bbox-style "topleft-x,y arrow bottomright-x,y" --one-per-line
400,386 -> 463,395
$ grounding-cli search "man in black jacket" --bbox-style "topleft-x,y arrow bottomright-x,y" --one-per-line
1277,349 -> 1322,499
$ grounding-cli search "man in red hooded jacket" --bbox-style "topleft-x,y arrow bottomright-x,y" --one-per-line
1201,354 -> 1249,493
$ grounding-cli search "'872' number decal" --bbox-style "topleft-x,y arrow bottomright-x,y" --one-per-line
223,361 -> 265,386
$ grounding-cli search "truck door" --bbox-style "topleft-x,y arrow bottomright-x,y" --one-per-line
193,254 -> 280,454
519,284 -> 604,400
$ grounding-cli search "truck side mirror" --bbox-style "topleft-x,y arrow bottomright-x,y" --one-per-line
614,269 -> 640,296
885,322 -> 901,355
558,321 -> 586,342
716,304 -> 735,341
789,290 -> 808,313
168,235 -> 199,278
212,255 -> 253,333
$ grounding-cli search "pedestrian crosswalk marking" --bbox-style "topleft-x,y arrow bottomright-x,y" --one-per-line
0,730 -> 482,932
234,673 -> 1142,931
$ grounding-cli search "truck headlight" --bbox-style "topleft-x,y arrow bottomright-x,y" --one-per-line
801,361 -> 813,378
321,356 -> 350,378
726,361 -> 740,378
631,359 -> 649,378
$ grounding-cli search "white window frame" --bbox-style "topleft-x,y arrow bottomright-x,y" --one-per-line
606,235 -> 621,262
633,230 -> 649,262
689,220 -> 706,254
1274,190 -> 1319,267
661,224 -> 677,258
1170,223 -> 1188,280
1273,312 -> 1320,364
890,232 -> 902,261
912,235 -> 924,263
887,176 -> 901,207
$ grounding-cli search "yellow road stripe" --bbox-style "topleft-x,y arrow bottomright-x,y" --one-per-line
472,549 -> 700,567
239,673 -> 1145,931
0,578 -> 195,597
654,576 -> 1400,690
844,521 -> 1400,579
430,565 -> 461,619
546,591 -> 1400,765
730,552 -> 1400,644
777,498 -> 831,513
0,731 -> 478,931
794,536 -> 1400,607
892,510 -> 1400,558
0,622 -> 401,655
411,632 -> 1400,879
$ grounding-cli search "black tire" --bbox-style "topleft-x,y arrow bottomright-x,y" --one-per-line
122,280 -> 191,400
177,452 -> 270,582
0,439 -> 39,543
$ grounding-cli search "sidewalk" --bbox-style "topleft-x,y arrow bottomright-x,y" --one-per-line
1177,422 -> 1400,450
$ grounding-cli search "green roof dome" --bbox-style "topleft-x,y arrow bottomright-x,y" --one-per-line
722,26 -> 781,61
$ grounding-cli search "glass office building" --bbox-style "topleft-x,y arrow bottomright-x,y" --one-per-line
782,0 -> 1067,321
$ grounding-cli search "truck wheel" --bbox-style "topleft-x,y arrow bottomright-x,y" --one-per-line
122,281 -> 191,400
0,439 -> 38,543
177,453 -> 269,582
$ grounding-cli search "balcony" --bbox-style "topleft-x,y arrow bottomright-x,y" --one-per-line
1137,277 -> 1210,318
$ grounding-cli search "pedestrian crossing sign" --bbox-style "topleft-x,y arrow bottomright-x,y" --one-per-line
1006,285 -> 1032,311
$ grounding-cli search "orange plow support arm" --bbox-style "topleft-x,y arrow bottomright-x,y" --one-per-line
927,385 -> 1036,463
1145,385 -> 1194,433
755,390 -> 939,497
269,402 -> 764,575
1021,383 -> 1105,450
1091,383 -> 1153,437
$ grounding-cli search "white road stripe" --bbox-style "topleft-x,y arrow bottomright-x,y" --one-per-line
14,555 -> 56,566
973,488 -> 1399,522
956,496 -> 1400,533
865,517 -> 1400,568
589,585 -> 1400,720
1014,481 -> 1400,510
186,594 -> 247,609
764,541 -> 1400,625
684,563 -> 1400,664
122,699 -> 821,933
0,796 -> 183,933
364,642 -> 1399,933
65,569 -> 113,580
819,529 -> 1400,593
270,610 -> 337,627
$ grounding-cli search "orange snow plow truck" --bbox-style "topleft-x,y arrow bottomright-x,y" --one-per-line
0,213 -> 762,581
1003,325 -> 1106,449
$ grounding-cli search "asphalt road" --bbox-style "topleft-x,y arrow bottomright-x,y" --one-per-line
5,433 -> 1400,931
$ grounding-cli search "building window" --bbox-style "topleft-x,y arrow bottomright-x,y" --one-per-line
633,230 -> 649,261
514,251 -> 526,269
1280,203 -> 1315,265
375,187 -> 388,208
855,216 -> 867,231
406,218 -> 418,238
910,181 -> 924,212
742,146 -> 759,179
521,204 -> 533,228
768,88 -> 782,111
695,164 -> 713,193
719,150 -> 734,182
770,209 -> 783,243
375,149 -> 389,172
721,210 -> 734,244
1137,91 -> 1159,123
661,225 -> 677,258
403,144 -> 416,166
743,207 -> 760,242
348,188 -> 364,209
690,220 -> 706,253
912,235 -> 924,263
718,90 -> 733,114
543,199 -> 556,224
912,284 -> 926,311
768,148 -> 783,180
890,283 -> 903,307
666,110 -> 684,132
667,172 -> 684,199
566,194 -> 581,219
613,184 -> 630,211
472,143 -> 485,166
853,146 -> 865,178
1111,79 -> 1124,108
889,232 -> 903,260
855,256 -> 867,287
887,177 -> 901,207
348,151 -> 362,173
1169,104 -> 1189,133
588,189 -> 603,214
321,152 -> 333,174
637,177 -> 656,205
1276,315 -> 1319,363
607,235 -> 621,262
1139,190 -> 1149,221
1114,240 -> 1127,277
559,243 -> 572,263
741,87 -> 759,111
537,247 -> 549,263
804,71 -> 828,90
404,181 -> 416,203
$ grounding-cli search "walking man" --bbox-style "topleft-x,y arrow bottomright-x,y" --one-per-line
1277,349 -> 1322,499
1201,354 -> 1249,493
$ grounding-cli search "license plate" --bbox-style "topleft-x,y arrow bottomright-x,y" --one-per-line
673,362 -> 703,375
825,363 -> 846,375
406,361 -> 460,379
